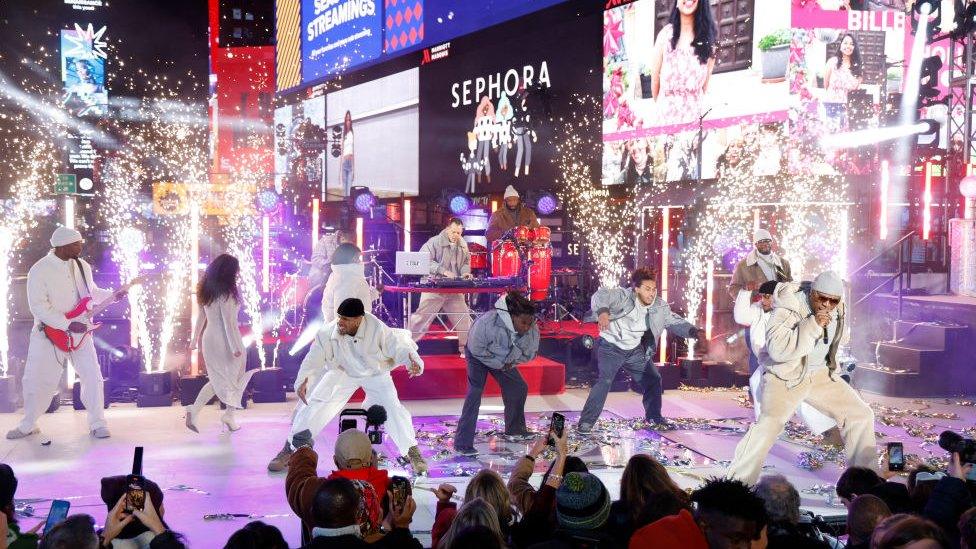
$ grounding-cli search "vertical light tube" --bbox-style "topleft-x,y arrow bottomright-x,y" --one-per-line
880,160 -> 890,240
705,259 -> 714,341
403,199 -> 412,251
923,161 -> 932,240
189,202 -> 200,376
659,206 -> 670,363
356,217 -> 364,250
491,200 -> 498,213
262,215 -> 270,293
311,198 -> 320,251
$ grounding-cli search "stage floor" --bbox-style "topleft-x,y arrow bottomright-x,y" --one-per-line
2,386 -> 974,547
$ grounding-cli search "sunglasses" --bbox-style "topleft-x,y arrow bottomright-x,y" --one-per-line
815,293 -> 841,306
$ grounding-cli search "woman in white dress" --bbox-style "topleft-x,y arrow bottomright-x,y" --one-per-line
186,254 -> 256,432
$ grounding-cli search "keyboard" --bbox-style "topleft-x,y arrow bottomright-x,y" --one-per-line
412,276 -> 522,289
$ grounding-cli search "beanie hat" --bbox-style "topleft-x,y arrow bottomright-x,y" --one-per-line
812,270 -> 844,298
334,429 -> 373,469
503,185 -> 519,199
50,226 -> 83,247
753,228 -> 772,244
555,472 -> 611,530
0,464 -> 17,509
758,281 -> 778,295
336,298 -> 365,318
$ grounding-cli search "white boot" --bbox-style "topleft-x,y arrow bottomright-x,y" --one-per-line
221,407 -> 241,432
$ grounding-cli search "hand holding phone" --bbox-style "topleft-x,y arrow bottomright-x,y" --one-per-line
43,500 -> 70,534
887,442 -> 905,472
389,476 -> 412,511
125,446 -> 146,512
547,413 -> 565,446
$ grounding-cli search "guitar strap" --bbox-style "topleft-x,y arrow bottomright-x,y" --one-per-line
72,258 -> 93,298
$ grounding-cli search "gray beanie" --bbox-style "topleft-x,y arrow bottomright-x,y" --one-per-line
555,472 -> 611,530
812,270 -> 844,297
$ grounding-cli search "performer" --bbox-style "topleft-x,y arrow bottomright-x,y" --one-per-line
454,291 -> 539,456
6,227 -> 126,440
485,185 -> 540,243
727,271 -> 876,484
307,228 -> 353,289
728,228 -> 793,375
186,254 -> 256,433
268,298 -> 429,475
733,281 -> 836,437
407,218 -> 473,354
320,243 -> 380,322
577,268 -> 700,434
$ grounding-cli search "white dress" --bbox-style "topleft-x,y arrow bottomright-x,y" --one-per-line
191,296 -> 256,406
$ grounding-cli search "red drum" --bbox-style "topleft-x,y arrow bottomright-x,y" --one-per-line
468,242 -> 488,270
514,226 -> 535,245
533,226 -> 551,245
527,246 -> 552,301
491,241 -> 521,277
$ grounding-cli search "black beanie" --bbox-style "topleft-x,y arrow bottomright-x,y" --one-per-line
336,298 -> 365,318
0,464 -> 17,509
758,281 -> 778,295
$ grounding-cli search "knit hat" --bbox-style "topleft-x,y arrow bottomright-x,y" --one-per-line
50,226 -> 83,247
503,185 -> 519,199
753,228 -> 772,244
758,281 -> 778,295
555,472 -> 611,530
336,297 -> 365,318
0,464 -> 16,509
812,270 -> 844,298
334,429 -> 373,469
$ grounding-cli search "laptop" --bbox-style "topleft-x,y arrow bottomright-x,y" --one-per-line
395,251 -> 431,275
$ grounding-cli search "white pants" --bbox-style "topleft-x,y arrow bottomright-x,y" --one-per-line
290,369 -> 417,454
407,293 -> 472,348
728,368 -> 876,484
19,330 -> 106,432
749,369 -> 836,434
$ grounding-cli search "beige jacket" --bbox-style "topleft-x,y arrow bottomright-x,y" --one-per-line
728,249 -> 792,298
764,282 -> 846,385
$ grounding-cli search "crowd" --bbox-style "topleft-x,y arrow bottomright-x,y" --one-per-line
1,427 -> 973,549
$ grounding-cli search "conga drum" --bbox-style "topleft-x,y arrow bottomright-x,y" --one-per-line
527,246 -> 552,301
533,226 -> 551,245
514,226 -> 535,246
468,242 -> 488,270
491,241 -> 521,277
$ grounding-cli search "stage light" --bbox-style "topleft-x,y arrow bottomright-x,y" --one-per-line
349,186 -> 375,214
880,160 -> 890,240
256,189 -> 281,214
449,193 -> 471,215
824,119 -> 938,149
705,259 -> 714,341
536,192 -> 559,215
923,161 -> 933,240
262,215 -> 270,293
917,56 -> 943,108
912,0 -> 941,37
404,198 -> 412,251
660,206 -> 670,363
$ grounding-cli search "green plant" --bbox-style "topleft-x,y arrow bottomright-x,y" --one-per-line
758,29 -> 791,52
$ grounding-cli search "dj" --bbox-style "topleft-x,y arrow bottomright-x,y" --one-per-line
485,185 -> 540,243
407,218 -> 473,354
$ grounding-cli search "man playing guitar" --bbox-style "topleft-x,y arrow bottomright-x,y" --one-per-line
7,226 -> 130,440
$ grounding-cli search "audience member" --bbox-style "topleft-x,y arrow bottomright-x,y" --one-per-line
959,507 -> 976,549
755,474 -> 831,548
223,521 -> 288,549
432,469 -> 517,548
837,467 -> 913,514
608,454 -> 689,546
438,499 -> 506,549
922,453 -> 975,546
304,477 -> 420,548
0,464 -> 40,549
871,514 -> 950,549
447,524 -> 506,549
528,472 -> 613,548
847,495 -> 892,549
509,433 -> 588,516
100,477 -> 173,548
38,514 -> 99,549
630,477 -> 767,549
909,466 -> 943,514
147,531 -> 188,549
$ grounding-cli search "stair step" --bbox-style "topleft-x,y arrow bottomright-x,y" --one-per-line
854,363 -> 937,397
876,342 -> 943,373
893,321 -> 968,350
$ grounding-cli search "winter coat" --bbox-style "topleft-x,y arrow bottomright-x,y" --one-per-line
764,282 -> 846,384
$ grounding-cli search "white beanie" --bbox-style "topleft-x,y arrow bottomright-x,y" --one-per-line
50,226 -> 83,248
812,270 -> 845,298
753,228 -> 772,244
503,185 -> 519,199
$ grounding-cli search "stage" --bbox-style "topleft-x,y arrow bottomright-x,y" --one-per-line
2,385 -> 974,547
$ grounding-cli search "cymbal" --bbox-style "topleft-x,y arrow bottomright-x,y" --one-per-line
361,249 -> 392,255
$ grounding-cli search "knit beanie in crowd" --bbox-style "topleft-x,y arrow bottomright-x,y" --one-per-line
555,472 -> 611,530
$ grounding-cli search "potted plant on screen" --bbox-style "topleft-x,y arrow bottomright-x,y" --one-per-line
758,29 -> 792,81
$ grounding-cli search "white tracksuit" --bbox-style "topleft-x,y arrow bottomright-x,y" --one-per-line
290,313 -> 423,454
732,290 -> 836,434
19,253 -> 113,432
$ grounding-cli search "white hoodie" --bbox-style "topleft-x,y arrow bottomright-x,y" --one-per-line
320,263 -> 379,323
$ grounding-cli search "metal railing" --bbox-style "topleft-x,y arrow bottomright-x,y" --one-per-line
851,231 -> 917,318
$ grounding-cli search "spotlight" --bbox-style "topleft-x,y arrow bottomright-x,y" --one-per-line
917,56 -> 943,108
912,0 -> 941,37
349,186 -> 376,214
824,119 -> 939,149
256,189 -> 281,214
527,190 -> 560,215
443,189 -> 471,215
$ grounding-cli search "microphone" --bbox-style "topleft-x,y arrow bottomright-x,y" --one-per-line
365,404 -> 387,427
823,326 -> 829,345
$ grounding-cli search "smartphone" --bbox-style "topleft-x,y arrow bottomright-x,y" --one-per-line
548,413 -> 566,445
389,476 -> 412,510
887,442 -> 905,472
44,500 -> 70,534
125,446 -> 146,512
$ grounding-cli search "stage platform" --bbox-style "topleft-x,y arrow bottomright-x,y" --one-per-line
2,384 -> 974,547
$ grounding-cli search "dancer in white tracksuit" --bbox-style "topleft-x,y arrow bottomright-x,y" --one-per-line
7,227 -> 123,440
733,281 -> 835,435
286,298 -> 429,474
407,219 -> 473,352
186,254 -> 257,433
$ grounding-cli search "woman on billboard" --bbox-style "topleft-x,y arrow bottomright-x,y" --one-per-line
473,96 -> 496,186
648,0 -> 717,127
822,33 -> 863,132
340,110 -> 355,196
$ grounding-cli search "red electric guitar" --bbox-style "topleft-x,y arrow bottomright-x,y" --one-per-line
43,277 -> 144,353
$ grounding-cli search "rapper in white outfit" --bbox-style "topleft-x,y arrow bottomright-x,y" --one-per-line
7,227 -> 125,440
273,297 -> 428,475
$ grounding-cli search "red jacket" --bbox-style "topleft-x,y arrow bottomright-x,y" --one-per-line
629,509 -> 708,549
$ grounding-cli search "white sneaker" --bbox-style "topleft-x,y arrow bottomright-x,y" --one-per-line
91,427 -> 111,439
6,427 -> 38,440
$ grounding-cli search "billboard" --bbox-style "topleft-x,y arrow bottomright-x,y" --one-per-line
60,23 -> 109,118
301,0 -> 383,82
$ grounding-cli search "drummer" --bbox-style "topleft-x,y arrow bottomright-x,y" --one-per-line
407,217 -> 474,355
486,185 -> 540,243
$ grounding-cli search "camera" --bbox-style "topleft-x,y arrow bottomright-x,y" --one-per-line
339,405 -> 387,445
939,430 -> 976,465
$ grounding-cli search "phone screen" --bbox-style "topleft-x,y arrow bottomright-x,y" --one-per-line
551,413 -> 565,437
887,442 -> 904,471
125,477 -> 146,512
44,500 -> 70,534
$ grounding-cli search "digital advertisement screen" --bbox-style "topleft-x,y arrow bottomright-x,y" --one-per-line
418,2 -> 601,196
301,0 -> 383,82
60,23 -> 109,118
273,94 -> 326,195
